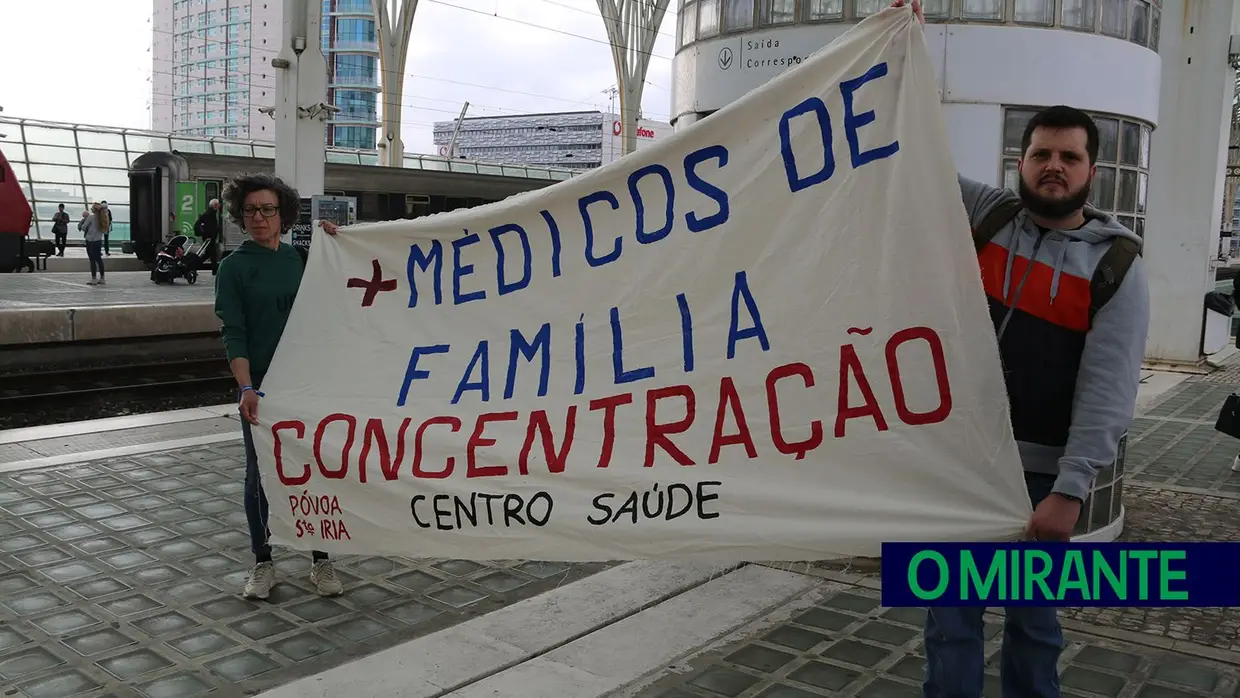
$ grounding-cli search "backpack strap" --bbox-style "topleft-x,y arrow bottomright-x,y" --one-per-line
972,198 -> 1024,253
1088,236 -> 1141,326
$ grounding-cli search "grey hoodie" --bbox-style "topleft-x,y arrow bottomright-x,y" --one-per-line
959,175 -> 1150,502
81,214 -> 107,243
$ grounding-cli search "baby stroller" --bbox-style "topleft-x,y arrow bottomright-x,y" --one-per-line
151,235 -> 198,284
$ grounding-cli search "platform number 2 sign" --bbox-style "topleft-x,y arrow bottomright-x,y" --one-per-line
175,182 -> 202,236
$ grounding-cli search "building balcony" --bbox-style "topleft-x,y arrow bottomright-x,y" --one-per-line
328,115 -> 381,127
325,41 -> 379,53
329,78 -> 380,90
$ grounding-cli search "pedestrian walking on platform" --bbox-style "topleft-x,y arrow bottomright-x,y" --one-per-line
194,198 -> 223,274
214,172 -> 343,601
891,4 -> 1151,698
81,202 -> 108,285
51,204 -> 70,256
99,200 -> 112,255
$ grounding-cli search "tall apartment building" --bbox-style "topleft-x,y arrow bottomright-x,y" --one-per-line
431,111 -> 670,170
151,0 -> 379,149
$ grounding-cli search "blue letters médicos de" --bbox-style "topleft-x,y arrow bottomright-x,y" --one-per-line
397,62 -> 901,408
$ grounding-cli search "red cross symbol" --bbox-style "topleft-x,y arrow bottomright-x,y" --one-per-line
346,259 -> 397,307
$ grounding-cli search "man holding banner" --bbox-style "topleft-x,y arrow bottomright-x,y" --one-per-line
891,3 -> 1152,696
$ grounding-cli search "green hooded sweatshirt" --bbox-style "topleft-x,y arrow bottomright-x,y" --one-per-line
214,240 -> 305,389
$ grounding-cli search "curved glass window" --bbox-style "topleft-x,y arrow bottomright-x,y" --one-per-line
805,0 -> 843,21
333,125 -> 376,150
335,18 -> 376,43
698,0 -> 720,37
759,0 -> 795,24
334,54 -> 378,85
22,125 -> 76,147
334,90 -> 379,121
1100,0 -> 1127,37
677,0 -> 1161,52
723,0 -> 754,30
1015,0 -> 1055,24
1001,107 -> 1153,238
25,145 -> 79,166
78,149 -> 129,169
334,0 -> 372,12
854,0 -> 886,18
961,0 -> 1003,20
680,2 -> 698,44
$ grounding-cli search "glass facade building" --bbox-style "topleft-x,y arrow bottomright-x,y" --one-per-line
153,0 -> 380,149
0,116 -> 576,244
323,0 -> 381,150
431,111 -> 671,170
155,0 -> 263,139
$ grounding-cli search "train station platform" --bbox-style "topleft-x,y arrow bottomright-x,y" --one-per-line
29,248 -> 149,275
0,272 -> 215,347
0,364 -> 1238,697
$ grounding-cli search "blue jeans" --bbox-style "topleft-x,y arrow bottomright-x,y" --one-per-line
923,472 -> 1063,698
241,420 -> 327,564
85,240 -> 104,278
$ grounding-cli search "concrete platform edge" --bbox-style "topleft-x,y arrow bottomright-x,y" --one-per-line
0,403 -> 236,446
446,565 -> 823,698
0,432 -> 239,473
255,561 -> 752,698
0,301 -> 216,346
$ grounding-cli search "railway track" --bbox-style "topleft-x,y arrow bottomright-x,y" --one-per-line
0,358 -> 235,410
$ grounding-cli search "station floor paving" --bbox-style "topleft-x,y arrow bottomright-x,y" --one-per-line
0,412 -> 610,698
1,357 -> 1239,697
0,272 -> 212,310
625,360 -> 1240,698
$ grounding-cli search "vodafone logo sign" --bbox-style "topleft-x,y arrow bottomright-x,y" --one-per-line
612,120 -> 657,139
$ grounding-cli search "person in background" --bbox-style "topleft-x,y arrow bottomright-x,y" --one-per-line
99,200 -> 113,255
51,204 -> 70,256
214,172 -> 341,600
81,202 -> 108,285
195,198 -> 223,274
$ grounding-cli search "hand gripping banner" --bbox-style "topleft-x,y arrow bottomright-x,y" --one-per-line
255,6 -> 1033,562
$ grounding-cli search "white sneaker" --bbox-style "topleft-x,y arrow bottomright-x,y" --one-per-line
311,559 -> 343,596
1232,456 -> 1240,472
86,279 -> 97,285
242,561 -> 275,600
96,278 -> 105,285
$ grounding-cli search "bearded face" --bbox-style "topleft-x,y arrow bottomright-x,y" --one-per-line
1017,126 -> 1095,222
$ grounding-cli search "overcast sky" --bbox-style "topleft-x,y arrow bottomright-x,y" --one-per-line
0,0 -> 676,153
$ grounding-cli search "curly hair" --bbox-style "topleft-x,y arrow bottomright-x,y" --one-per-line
221,172 -> 301,233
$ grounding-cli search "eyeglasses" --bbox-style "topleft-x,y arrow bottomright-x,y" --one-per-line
242,204 -> 280,219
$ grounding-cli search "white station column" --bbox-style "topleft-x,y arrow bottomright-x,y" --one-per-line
376,0 -> 419,167
597,0 -> 670,156
1143,0 -> 1240,366
273,0 -> 328,198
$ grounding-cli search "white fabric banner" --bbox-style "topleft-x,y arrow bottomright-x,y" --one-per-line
256,6 -> 1032,562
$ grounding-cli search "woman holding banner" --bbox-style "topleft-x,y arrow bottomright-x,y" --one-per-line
214,172 -> 342,601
